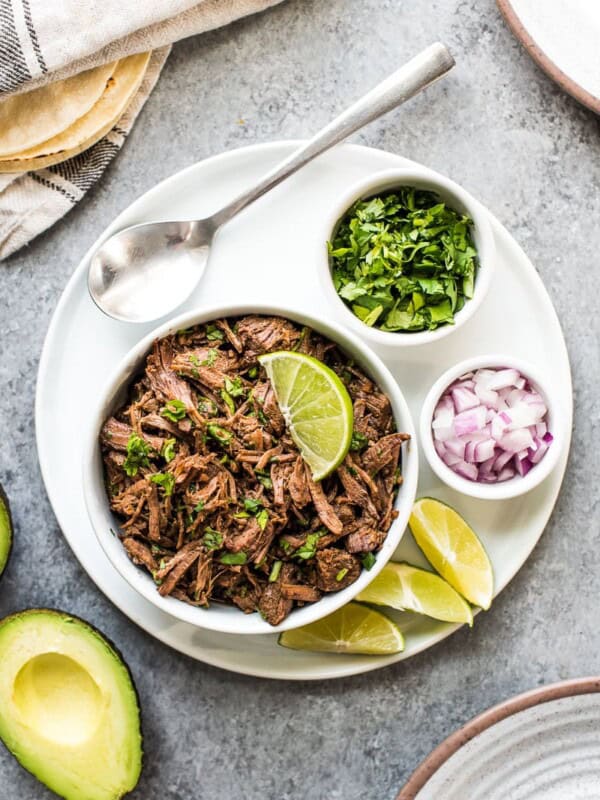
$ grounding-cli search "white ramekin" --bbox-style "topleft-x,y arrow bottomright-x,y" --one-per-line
318,167 -> 495,348
82,303 -> 418,635
420,354 -> 564,500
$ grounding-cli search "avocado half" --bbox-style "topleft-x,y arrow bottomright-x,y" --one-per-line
0,485 -> 13,578
0,609 -> 142,800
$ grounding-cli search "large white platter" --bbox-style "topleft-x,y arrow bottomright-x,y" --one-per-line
36,142 -> 572,680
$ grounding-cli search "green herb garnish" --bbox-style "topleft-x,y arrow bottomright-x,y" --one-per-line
203,527 -> 223,550
161,399 -> 187,422
269,560 -> 282,582
202,349 -> 218,367
206,324 -> 224,341
256,509 -> 269,531
161,438 -> 177,462
248,366 -> 258,379
335,567 -> 349,582
294,532 -> 322,561
362,553 -> 376,571
255,468 -> 273,490
225,376 -> 245,397
149,472 -> 175,497
221,390 -> 235,415
123,433 -> 151,477
207,424 -> 232,447
350,430 -> 369,452
329,188 -> 478,332
193,501 -> 205,514
219,552 -> 247,565
243,497 -> 263,514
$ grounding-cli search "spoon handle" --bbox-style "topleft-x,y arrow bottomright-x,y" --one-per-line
209,42 -> 454,230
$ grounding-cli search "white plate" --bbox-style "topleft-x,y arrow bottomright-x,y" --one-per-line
400,679 -> 600,799
498,0 -> 600,115
36,142 -> 572,680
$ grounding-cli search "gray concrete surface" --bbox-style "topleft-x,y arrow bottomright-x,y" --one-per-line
1,1 -> 599,797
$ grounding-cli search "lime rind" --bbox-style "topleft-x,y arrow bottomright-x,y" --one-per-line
357,562 -> 473,626
409,498 -> 493,610
258,351 -> 353,480
278,602 -> 405,655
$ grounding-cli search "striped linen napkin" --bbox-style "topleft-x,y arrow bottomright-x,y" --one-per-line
0,0 -> 282,260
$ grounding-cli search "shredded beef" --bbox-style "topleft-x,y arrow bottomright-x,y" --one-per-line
100,315 -> 409,625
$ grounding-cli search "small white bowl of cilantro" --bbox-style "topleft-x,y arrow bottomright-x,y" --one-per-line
321,168 -> 495,346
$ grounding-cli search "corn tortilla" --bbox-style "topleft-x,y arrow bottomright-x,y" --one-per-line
0,62 -> 117,157
0,53 -> 151,173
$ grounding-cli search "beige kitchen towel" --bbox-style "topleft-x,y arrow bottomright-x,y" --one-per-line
0,0 -> 282,259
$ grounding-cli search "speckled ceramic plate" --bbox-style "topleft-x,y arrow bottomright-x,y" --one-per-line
36,142 -> 572,680
398,677 -> 600,799
498,0 -> 600,114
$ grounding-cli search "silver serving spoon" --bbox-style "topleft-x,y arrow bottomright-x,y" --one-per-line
88,42 -> 454,323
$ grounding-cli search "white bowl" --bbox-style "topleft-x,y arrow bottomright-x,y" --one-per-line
82,303 -> 418,635
318,167 -> 495,348
420,354 -> 564,500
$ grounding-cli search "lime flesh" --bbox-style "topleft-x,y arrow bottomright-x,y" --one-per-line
409,498 -> 493,610
258,350 -> 353,480
278,602 -> 404,655
357,562 -> 473,625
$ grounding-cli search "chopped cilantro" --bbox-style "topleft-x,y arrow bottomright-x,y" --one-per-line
269,560 -> 282,582
203,527 -> 223,550
225,376 -> 245,397
221,389 -> 235,415
362,552 -> 377,571
350,430 -> 369,452
206,324 -> 224,341
329,188 -> 478,332
256,407 -> 269,426
243,497 -> 263,514
294,532 -> 322,560
255,468 -> 273,490
193,501 -> 205,514
161,399 -> 187,423
161,438 -> 177,462
219,551 -> 247,565
207,424 -> 232,447
123,433 -> 151,477
202,349 -> 218,367
149,472 -> 175,497
256,508 -> 269,531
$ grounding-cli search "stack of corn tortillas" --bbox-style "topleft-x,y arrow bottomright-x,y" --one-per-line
0,52 -> 151,173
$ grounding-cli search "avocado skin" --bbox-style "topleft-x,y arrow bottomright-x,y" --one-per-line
0,608 -> 144,800
0,484 -> 12,580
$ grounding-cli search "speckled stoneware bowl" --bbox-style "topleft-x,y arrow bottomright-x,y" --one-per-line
398,677 -> 600,800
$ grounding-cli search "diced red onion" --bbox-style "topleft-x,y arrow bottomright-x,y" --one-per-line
454,406 -> 487,436
432,365 -> 552,483
451,387 -> 479,413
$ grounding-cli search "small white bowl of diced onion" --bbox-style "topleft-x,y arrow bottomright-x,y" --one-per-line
420,355 -> 564,500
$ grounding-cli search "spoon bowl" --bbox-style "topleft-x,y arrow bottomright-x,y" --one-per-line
88,219 -> 214,322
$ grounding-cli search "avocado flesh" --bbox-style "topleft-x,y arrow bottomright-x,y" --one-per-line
0,486 -> 12,577
0,609 -> 142,800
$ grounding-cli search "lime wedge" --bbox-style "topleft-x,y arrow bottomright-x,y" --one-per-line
356,562 -> 473,625
278,602 -> 404,655
258,351 -> 353,480
409,498 -> 493,610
